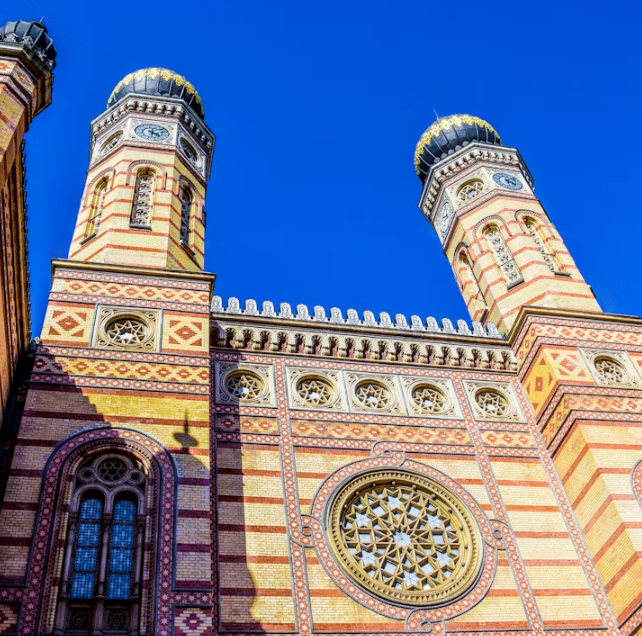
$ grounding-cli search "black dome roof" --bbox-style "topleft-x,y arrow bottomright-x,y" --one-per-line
0,20 -> 56,70
415,115 -> 502,184
107,68 -> 204,119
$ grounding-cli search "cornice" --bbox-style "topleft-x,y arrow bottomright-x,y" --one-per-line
508,306 -> 642,347
51,259 -> 216,289
418,143 -> 533,217
0,42 -> 53,116
90,94 -> 214,150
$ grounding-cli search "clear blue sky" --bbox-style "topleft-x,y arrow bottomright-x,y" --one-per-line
4,0 -> 641,335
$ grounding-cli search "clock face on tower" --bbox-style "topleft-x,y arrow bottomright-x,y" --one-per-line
493,172 -> 523,190
439,199 -> 453,235
134,123 -> 170,141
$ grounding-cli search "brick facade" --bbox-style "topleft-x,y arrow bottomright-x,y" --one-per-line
1,59 -> 642,636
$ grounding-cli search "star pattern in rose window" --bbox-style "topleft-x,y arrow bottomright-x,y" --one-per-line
297,378 -> 334,406
412,385 -> 446,413
226,373 -> 263,399
340,483 -> 462,592
594,358 -> 627,385
106,319 -> 148,346
355,382 -> 392,410
474,389 -> 509,417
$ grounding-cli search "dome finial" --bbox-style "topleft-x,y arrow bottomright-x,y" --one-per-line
107,68 -> 204,119
414,114 -> 502,184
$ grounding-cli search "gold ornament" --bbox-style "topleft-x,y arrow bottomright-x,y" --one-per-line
326,469 -> 483,607
414,115 -> 500,174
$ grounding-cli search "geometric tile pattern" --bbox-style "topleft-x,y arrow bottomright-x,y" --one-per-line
174,607 -> 212,636
163,316 -> 208,352
33,354 -> 209,385
0,604 -> 18,635
42,305 -> 93,345
480,429 -> 535,448
214,414 -> 279,435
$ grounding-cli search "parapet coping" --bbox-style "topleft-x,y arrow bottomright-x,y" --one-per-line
211,296 -> 505,340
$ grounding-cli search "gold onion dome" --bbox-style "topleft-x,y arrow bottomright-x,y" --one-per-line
414,114 -> 502,183
107,67 -> 204,119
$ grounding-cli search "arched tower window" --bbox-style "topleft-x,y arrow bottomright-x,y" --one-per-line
523,217 -> 559,272
130,170 -> 155,228
483,225 -> 522,286
55,454 -> 146,635
84,180 -> 107,240
179,185 -> 193,245
457,250 -> 487,317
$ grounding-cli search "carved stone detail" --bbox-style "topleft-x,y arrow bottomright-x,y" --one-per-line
462,380 -> 525,422
92,306 -> 161,352
400,376 -> 462,419
286,367 -> 345,412
579,347 -> 641,389
345,373 -> 405,415
215,361 -> 276,407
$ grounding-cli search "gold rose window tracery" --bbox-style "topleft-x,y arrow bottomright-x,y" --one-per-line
327,470 -> 482,607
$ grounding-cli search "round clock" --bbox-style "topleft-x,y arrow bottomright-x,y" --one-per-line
134,123 -> 170,141
493,172 -> 523,190
439,199 -> 453,235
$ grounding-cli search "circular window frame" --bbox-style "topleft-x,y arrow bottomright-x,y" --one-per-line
295,374 -> 339,408
473,387 -> 512,419
325,468 -> 484,608
100,131 -> 123,154
94,308 -> 159,352
353,379 -> 395,411
410,383 -> 449,415
103,314 -> 155,350
593,356 -> 630,386
457,179 -> 485,203
224,369 -> 268,403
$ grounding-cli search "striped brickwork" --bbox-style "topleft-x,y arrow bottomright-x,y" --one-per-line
0,259 -> 214,634
442,175 -> 600,332
211,347 -> 613,634
68,146 -> 207,272
515,310 -> 642,632
0,45 -> 51,430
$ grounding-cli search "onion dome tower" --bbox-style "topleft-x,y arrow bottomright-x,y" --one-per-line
415,114 -> 600,333
68,68 -> 215,272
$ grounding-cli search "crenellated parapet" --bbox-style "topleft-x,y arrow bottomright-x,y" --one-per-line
211,296 -> 517,371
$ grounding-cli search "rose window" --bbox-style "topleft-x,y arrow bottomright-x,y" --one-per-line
296,377 -> 335,406
105,317 -> 150,348
327,469 -> 482,606
226,371 -> 264,400
355,381 -> 392,410
411,385 -> 447,414
97,458 -> 127,483
594,357 -> 628,385
474,388 -> 509,417
458,180 -> 484,202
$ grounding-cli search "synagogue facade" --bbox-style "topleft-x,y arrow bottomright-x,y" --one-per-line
1,18 -> 642,636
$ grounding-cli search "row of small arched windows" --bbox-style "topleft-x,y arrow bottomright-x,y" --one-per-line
457,216 -> 564,309
82,170 -> 195,246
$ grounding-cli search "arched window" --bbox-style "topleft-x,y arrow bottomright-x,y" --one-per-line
457,250 -> 487,317
84,181 -> 107,240
55,454 -> 146,635
524,217 -> 559,272
483,225 -> 522,286
130,170 -> 155,228
179,185 -> 192,245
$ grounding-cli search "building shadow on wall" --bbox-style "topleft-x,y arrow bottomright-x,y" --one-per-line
209,355 -> 268,634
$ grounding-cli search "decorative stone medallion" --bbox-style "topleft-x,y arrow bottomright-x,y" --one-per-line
215,361 -> 276,407
400,376 -> 461,418
325,468 -> 483,607
92,305 -> 161,352
579,347 -> 641,388
346,373 -> 404,415
462,380 -> 525,422
286,367 -> 345,411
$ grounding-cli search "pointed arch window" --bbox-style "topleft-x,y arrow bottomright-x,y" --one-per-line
130,170 -> 155,228
524,217 -> 559,272
483,225 -> 522,286
55,454 -> 146,635
84,180 -> 107,240
180,185 -> 193,245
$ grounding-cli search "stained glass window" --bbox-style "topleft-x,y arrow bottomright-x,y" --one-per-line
107,497 -> 136,599
70,496 -> 103,599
